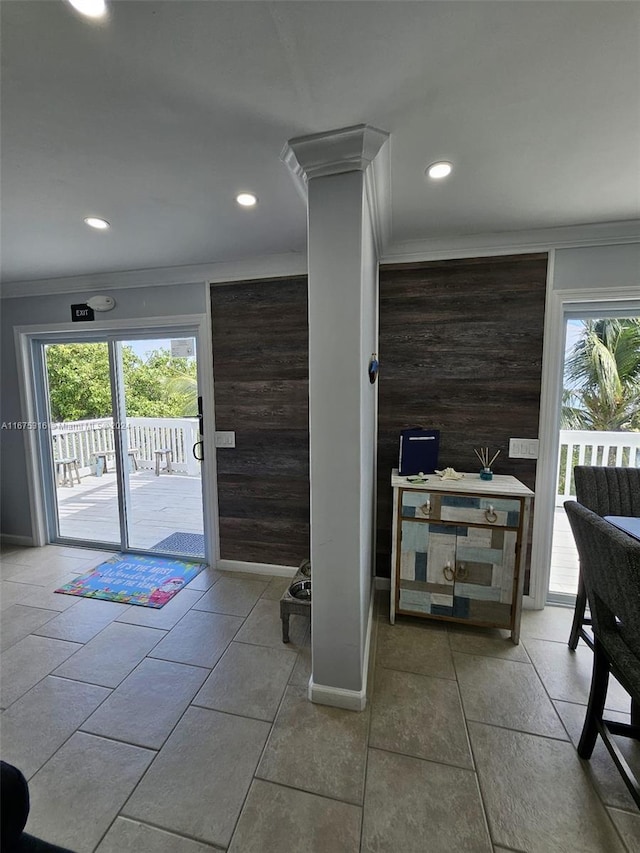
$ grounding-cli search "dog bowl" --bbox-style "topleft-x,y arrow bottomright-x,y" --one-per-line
289,579 -> 311,601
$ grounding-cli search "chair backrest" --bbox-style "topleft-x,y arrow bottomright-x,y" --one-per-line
574,466 -> 640,518
564,501 -> 640,671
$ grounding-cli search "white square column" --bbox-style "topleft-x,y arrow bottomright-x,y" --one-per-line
282,125 -> 389,710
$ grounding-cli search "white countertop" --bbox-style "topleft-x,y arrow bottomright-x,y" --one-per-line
391,468 -> 534,497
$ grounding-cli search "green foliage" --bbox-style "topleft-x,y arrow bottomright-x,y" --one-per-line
561,319 -> 640,432
45,344 -> 198,422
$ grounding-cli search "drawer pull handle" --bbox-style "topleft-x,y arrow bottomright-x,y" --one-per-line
443,562 -> 455,582
485,505 -> 498,523
419,500 -> 431,517
456,563 -> 468,581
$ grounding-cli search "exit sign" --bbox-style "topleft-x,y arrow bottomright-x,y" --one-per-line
71,304 -> 95,322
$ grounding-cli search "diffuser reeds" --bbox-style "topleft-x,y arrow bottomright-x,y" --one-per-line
474,447 -> 500,470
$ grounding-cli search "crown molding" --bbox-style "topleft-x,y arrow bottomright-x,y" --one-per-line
0,252 -> 308,299
364,136 -> 391,257
381,220 -> 640,264
3,221 -> 637,300
281,123 -> 391,256
281,123 -> 389,183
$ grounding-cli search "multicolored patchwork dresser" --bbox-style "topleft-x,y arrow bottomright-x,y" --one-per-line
390,469 -> 534,643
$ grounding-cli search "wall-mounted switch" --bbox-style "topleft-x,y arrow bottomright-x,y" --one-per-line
509,438 -> 539,459
215,431 -> 236,448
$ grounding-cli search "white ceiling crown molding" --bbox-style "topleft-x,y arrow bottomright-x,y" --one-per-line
382,220 -> 640,264
281,123 -> 391,255
0,252 -> 308,299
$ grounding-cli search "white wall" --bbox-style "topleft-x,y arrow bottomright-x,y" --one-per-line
553,243 -> 640,291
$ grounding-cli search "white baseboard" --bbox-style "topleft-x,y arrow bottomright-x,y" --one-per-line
0,534 -> 34,548
375,576 -> 391,590
308,679 -> 367,712
216,559 -> 297,578
308,584 -> 375,712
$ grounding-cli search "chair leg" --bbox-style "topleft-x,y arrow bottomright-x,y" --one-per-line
631,698 -> 640,727
568,571 -> 587,651
578,639 -> 610,759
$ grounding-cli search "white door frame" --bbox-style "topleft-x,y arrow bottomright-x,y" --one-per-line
14,314 -> 219,565
528,256 -> 640,609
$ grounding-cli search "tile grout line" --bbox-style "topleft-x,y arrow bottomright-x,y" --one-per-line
445,622 -> 497,851
224,630 -> 302,851
90,813 -> 226,852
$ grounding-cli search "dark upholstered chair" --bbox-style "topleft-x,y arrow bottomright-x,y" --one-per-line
568,466 -> 640,651
564,500 -> 640,807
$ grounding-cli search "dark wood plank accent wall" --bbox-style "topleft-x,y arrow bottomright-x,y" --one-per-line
210,255 -> 547,580
210,277 -> 310,566
376,254 -> 548,582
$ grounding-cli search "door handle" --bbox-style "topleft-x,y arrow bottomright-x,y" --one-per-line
418,499 -> 431,517
193,440 -> 204,461
197,396 -> 204,436
456,562 -> 468,581
485,505 -> 498,523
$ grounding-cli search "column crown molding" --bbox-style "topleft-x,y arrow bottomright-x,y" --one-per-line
281,124 -> 391,255
281,123 -> 389,184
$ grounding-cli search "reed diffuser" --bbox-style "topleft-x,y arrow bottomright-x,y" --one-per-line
474,447 -> 500,480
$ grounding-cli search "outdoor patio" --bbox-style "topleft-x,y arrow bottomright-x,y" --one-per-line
56,470 -> 204,554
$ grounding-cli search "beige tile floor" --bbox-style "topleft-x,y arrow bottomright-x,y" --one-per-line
1,544 -> 639,852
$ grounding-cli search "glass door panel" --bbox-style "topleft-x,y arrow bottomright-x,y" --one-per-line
549,314 -> 640,599
44,341 -> 121,545
120,337 -> 205,558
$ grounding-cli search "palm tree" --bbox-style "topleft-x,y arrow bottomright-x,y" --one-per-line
562,319 -> 640,431
163,372 -> 198,417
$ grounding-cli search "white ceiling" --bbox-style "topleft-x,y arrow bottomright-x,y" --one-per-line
2,0 -> 639,283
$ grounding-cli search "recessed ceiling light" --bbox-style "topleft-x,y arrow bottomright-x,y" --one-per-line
67,0 -> 107,18
426,161 -> 453,180
236,192 -> 258,208
84,217 -> 110,230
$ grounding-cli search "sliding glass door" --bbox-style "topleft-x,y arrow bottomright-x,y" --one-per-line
44,341 -> 122,545
40,331 -> 205,559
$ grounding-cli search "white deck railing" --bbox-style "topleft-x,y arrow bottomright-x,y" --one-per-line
51,417 -> 201,477
556,429 -> 640,505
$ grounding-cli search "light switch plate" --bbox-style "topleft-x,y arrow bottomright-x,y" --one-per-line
215,431 -> 236,448
509,438 -> 539,459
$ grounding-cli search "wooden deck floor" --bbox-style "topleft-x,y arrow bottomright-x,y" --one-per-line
56,470 -> 204,553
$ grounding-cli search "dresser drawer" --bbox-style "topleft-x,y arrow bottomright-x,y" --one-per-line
440,495 -> 521,528
400,490 -> 438,520
401,490 -> 521,528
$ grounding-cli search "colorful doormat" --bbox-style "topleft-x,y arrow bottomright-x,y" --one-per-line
55,553 -> 206,608
152,532 -> 205,557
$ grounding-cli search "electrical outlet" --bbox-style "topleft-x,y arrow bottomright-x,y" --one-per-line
215,431 -> 236,448
509,438 -> 539,459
